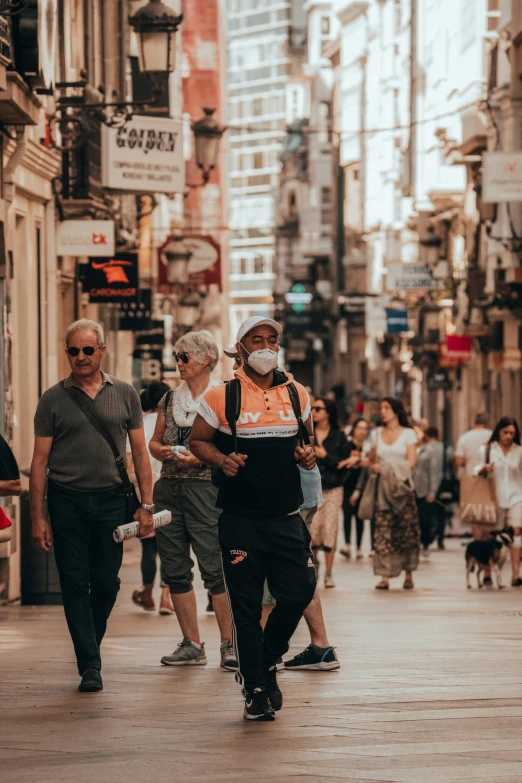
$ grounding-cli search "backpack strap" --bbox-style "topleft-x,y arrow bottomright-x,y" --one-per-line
286,382 -> 310,446
225,378 -> 241,454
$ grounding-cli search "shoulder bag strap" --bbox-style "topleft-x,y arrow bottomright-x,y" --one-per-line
61,382 -> 135,497
287,382 -> 310,446
485,442 -> 491,465
225,378 -> 241,454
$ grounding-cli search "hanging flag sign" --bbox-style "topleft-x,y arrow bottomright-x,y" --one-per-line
83,253 -> 139,303
482,152 -> 522,203
385,308 -> 409,334
387,264 -> 440,291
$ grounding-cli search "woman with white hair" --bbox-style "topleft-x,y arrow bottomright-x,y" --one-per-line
149,330 -> 236,671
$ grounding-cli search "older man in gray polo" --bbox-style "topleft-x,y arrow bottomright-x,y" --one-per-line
30,319 -> 154,693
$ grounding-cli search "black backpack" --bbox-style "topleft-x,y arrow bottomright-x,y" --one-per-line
211,377 -> 310,486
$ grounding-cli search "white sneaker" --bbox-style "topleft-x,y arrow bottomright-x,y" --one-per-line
161,639 -> 207,666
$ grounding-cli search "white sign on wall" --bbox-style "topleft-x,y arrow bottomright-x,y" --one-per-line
57,220 -> 115,256
102,116 -> 185,194
387,264 -> 440,291
482,152 -> 522,203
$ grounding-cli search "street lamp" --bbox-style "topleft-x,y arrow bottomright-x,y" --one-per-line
128,0 -> 183,74
163,236 -> 193,285
191,108 -> 227,184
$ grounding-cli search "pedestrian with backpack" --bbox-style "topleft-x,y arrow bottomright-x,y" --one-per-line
148,330 -> 237,672
190,316 -> 317,722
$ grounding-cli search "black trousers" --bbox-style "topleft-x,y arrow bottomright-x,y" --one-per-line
219,511 -> 316,692
47,480 -> 126,674
140,537 -> 158,587
416,496 -> 435,550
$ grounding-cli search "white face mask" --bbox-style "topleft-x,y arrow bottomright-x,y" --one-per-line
244,347 -> 279,376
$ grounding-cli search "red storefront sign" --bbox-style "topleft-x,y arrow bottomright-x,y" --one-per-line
439,335 -> 473,367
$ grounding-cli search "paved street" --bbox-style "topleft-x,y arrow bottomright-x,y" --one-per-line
2,537 -> 522,783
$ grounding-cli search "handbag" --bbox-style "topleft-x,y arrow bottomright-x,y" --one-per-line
61,383 -> 140,521
0,506 -> 13,543
459,444 -> 497,527
358,471 -> 379,520
437,443 -> 459,504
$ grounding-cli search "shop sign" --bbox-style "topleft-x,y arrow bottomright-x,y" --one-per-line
445,335 -> 473,362
427,371 -> 452,392
385,308 -> 409,334
83,253 -> 138,303
116,289 -> 152,330
387,264 -> 440,291
102,116 -> 185,194
482,152 -> 522,203
57,220 -> 115,257
158,235 -> 221,294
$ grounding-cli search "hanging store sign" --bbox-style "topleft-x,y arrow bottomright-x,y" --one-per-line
57,220 -> 115,257
158,235 -> 221,295
385,308 -> 409,334
387,264 -> 440,291
445,334 -> 473,362
102,116 -> 185,194
116,289 -> 152,330
482,152 -> 522,203
82,253 -> 139,303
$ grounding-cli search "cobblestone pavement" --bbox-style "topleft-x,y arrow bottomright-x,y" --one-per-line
2,536 -> 522,783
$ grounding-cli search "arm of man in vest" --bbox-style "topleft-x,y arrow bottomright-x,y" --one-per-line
189,414 -> 248,477
30,436 -> 53,552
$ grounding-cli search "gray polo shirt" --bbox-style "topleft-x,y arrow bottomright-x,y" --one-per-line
34,372 -> 143,490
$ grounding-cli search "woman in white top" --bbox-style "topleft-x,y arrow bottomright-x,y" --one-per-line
369,397 -> 420,590
477,417 -> 522,586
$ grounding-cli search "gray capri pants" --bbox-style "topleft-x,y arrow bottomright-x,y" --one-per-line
154,478 -> 225,595
262,506 -> 317,608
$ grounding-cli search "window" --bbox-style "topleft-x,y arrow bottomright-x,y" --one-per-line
240,258 -> 249,275
254,256 -> 265,274
253,151 -> 263,169
321,16 -> 330,36
321,187 -> 332,205
318,101 -> 330,143
252,97 -> 263,116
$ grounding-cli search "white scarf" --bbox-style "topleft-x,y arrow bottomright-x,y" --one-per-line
171,378 -> 220,427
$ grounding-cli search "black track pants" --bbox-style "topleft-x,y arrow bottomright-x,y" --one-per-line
219,511 -> 317,691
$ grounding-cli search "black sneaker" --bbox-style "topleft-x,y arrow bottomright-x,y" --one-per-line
79,669 -> 103,692
243,688 -> 275,721
265,665 -> 282,711
284,644 -> 340,671
483,576 -> 493,586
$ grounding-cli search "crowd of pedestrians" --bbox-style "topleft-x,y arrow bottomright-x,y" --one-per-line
0,314 -> 516,721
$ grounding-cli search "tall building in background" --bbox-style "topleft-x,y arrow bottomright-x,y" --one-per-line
226,0 -> 307,338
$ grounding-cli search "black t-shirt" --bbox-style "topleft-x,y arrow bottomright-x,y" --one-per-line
0,435 -> 20,480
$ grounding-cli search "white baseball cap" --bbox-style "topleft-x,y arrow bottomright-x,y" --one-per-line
223,345 -> 239,358
236,316 -> 283,344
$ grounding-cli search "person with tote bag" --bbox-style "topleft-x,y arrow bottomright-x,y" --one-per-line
474,417 -> 522,587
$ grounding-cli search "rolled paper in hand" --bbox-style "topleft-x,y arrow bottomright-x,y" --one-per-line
113,510 -> 172,543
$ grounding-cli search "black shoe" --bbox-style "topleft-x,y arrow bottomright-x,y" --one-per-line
243,688 -> 275,721
284,644 -> 340,671
483,576 -> 493,586
79,669 -> 103,692
265,665 -> 283,711
206,591 -> 214,613
512,578 -> 522,587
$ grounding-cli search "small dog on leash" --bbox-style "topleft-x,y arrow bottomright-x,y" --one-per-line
465,528 -> 514,590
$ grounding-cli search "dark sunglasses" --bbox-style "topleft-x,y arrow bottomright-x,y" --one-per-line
175,352 -> 190,364
66,346 -> 97,357
311,406 -> 326,412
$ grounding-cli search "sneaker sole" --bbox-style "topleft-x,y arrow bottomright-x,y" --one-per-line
284,661 -> 340,671
161,658 -> 208,666
220,663 -> 239,672
158,609 -> 175,616
79,685 -> 103,692
243,711 -> 276,721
